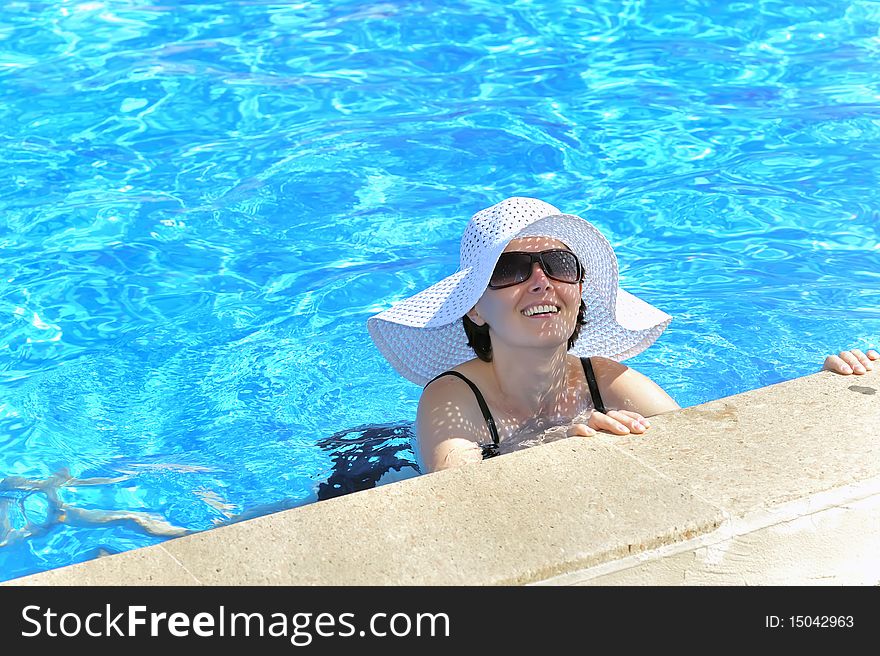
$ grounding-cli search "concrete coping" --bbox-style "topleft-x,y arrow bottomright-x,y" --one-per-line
5,369 -> 879,586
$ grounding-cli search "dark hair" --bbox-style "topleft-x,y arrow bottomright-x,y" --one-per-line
462,300 -> 588,362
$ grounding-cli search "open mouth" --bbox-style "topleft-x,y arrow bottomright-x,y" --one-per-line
521,304 -> 560,317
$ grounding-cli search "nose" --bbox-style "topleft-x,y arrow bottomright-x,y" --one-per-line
527,262 -> 553,291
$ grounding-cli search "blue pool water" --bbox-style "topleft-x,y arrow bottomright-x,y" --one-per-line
1,0 -> 879,582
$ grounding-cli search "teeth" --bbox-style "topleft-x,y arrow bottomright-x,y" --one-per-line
522,304 -> 559,317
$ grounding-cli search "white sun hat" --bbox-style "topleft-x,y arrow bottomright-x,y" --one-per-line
367,196 -> 672,386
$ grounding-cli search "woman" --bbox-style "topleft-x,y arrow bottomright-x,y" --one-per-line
368,197 -> 878,473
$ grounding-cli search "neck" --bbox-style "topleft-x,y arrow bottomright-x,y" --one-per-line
486,343 -> 571,419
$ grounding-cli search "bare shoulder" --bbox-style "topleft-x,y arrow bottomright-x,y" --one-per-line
416,373 -> 490,473
589,355 -> 680,416
417,372 -> 479,417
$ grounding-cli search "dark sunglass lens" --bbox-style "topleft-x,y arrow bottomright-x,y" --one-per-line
542,251 -> 581,283
490,253 -> 532,287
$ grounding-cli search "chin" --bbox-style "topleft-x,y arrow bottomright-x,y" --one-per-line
523,335 -> 572,350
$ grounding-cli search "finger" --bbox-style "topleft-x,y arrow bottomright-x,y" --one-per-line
606,410 -> 651,433
868,349 -> 880,361
610,410 -> 652,429
589,411 -> 634,435
567,423 -> 597,437
839,351 -> 867,374
612,409 -> 651,422
850,349 -> 874,371
824,354 -> 853,374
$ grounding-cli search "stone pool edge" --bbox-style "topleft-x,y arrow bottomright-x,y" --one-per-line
5,369 -> 879,586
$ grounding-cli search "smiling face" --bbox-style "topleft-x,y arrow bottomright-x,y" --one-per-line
468,236 -> 583,353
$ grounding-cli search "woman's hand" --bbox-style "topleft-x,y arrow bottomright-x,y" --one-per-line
823,348 -> 879,375
567,410 -> 651,437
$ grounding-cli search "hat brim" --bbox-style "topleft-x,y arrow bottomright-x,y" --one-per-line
368,213 -> 672,386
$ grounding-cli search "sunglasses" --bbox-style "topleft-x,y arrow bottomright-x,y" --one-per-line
488,249 -> 584,289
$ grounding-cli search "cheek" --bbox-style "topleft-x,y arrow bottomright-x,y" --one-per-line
476,291 -> 515,320
563,285 -> 582,309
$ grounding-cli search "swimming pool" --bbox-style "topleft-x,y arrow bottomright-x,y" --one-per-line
1,0 -> 878,582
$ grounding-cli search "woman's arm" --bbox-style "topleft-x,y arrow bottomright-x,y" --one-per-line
589,347 -> 878,429
415,375 -> 488,473
592,356 -> 680,417
562,357 -> 678,438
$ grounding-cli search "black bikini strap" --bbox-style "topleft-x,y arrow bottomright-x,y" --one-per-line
580,357 -> 607,414
425,371 -> 500,447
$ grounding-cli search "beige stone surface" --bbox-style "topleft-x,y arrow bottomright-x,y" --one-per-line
159,439 -> 719,585
539,479 -> 880,586
598,370 -> 880,514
